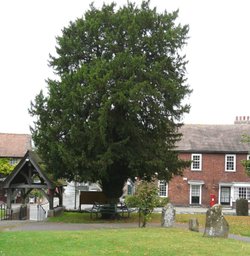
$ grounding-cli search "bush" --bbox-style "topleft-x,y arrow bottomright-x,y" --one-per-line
125,195 -> 169,208
236,198 -> 249,216
124,195 -> 140,207
156,197 -> 169,207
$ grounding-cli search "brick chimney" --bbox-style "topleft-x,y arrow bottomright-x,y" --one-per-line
234,116 -> 250,124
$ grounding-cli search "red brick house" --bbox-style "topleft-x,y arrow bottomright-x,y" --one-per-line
0,133 -> 32,164
168,120 -> 250,208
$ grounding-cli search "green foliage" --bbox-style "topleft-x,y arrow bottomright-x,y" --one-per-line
29,1 -> 191,201
241,134 -> 250,175
125,194 -> 168,207
124,195 -> 140,207
0,158 -> 15,176
131,180 -> 159,227
156,196 -> 169,207
236,198 -> 249,216
242,159 -> 250,176
30,189 -> 44,203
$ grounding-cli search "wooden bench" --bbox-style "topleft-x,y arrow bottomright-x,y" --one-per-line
117,202 -> 137,218
85,202 -> 137,219
84,202 -> 101,219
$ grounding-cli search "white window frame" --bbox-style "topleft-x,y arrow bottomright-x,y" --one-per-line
191,154 -> 202,171
239,187 -> 247,199
225,154 -> 236,172
189,184 -> 202,205
233,185 -> 250,201
158,180 -> 168,197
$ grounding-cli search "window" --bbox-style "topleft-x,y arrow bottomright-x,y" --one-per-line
191,154 -> 202,171
234,187 -> 250,200
190,185 -> 201,204
220,187 -> 231,205
239,187 -> 247,199
158,180 -> 168,197
127,184 -> 133,195
9,158 -> 19,166
225,154 -> 236,172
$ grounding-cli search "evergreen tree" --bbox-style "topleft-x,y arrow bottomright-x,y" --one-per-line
30,1 -> 191,202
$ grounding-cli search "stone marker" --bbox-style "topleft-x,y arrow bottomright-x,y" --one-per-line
203,204 -> 229,238
189,218 -> 199,232
161,203 -> 175,227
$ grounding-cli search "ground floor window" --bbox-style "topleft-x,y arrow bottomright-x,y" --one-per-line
219,184 -> 250,206
190,184 -> 201,204
234,187 -> 250,200
220,187 -> 231,205
158,180 -> 168,197
127,184 -> 133,195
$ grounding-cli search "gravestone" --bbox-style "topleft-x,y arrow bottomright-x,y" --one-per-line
203,204 -> 229,238
189,218 -> 199,232
161,203 -> 175,227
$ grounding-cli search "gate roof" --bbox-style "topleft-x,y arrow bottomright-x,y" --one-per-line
2,150 -> 62,190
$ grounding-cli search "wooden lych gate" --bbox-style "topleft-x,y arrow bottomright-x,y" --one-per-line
1,150 -> 64,219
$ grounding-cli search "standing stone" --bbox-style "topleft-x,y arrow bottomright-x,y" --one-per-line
203,204 -> 229,238
189,218 -> 199,232
161,203 -> 175,227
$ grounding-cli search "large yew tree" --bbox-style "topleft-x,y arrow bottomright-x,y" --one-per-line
30,1 -> 191,202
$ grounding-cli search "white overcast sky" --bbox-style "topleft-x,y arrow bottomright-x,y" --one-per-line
1,0 -> 250,134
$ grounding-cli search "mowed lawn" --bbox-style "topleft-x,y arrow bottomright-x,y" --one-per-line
1,212 -> 250,255
47,211 -> 250,237
1,228 -> 250,256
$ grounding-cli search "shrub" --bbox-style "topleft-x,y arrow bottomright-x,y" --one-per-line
236,198 -> 249,216
124,183 -> 169,227
156,197 -> 169,207
125,195 -> 169,208
124,195 -> 140,208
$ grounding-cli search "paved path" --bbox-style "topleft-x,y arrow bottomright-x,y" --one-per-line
0,221 -> 140,231
0,206 -> 248,243
1,220 -> 250,243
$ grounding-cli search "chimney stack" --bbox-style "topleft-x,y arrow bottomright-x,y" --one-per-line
234,116 -> 250,124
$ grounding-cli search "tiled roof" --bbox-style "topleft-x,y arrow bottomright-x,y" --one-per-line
177,124 -> 250,153
0,133 -> 32,158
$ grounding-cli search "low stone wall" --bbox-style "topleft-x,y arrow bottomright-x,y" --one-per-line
47,206 -> 65,217
11,205 -> 29,220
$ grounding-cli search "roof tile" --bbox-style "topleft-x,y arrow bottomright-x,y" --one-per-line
0,133 -> 32,158
177,124 -> 250,152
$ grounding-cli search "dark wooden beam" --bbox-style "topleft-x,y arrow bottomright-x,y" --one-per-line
10,184 -> 50,189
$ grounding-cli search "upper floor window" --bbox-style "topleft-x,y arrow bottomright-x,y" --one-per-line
9,158 -> 19,166
158,180 -> 168,197
191,154 -> 202,171
225,154 -> 236,172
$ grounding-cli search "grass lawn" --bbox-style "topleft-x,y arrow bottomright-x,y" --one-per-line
49,211 -> 250,237
176,213 -> 250,237
1,228 -> 250,256
1,212 -> 250,255
47,211 -> 141,223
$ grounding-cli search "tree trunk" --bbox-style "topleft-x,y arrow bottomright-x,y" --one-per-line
100,173 -> 127,219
